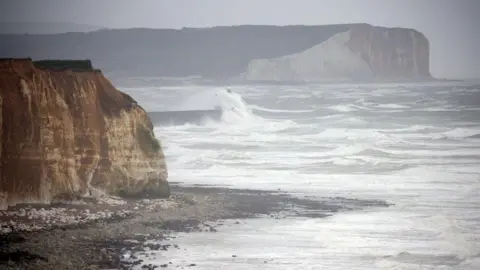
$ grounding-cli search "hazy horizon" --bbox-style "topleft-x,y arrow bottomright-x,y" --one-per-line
1,0 -> 478,79
1,2 -> 480,270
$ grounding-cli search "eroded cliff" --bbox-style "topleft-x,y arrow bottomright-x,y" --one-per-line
0,58 -> 169,210
244,24 -> 431,82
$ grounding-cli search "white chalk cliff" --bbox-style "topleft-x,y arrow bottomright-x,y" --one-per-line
244,24 -> 431,82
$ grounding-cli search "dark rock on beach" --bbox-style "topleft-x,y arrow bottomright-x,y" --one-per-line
0,184 -> 391,269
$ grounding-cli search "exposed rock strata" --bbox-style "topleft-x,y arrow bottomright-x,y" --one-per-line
0,58 -> 169,210
244,24 -> 431,82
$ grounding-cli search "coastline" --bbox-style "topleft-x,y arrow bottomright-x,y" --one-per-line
108,75 -> 464,89
0,184 -> 390,270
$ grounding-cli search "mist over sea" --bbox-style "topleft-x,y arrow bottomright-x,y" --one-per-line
120,80 -> 480,270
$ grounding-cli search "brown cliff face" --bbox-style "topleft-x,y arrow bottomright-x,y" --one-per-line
347,24 -> 431,79
0,59 -> 169,209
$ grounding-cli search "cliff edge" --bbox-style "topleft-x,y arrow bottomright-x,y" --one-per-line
244,24 -> 431,82
0,58 -> 169,210
0,24 -> 432,81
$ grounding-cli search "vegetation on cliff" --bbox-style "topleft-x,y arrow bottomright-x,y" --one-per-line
137,124 -> 162,153
33,59 -> 95,72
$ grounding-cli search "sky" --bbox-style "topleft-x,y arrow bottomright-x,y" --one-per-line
1,0 -> 479,79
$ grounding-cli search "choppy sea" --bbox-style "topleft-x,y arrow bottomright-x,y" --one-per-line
120,80 -> 480,270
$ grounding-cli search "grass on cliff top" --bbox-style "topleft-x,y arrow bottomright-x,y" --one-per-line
33,60 -> 96,72
137,124 -> 161,153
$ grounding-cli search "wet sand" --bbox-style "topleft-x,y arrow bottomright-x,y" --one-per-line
0,184 -> 390,269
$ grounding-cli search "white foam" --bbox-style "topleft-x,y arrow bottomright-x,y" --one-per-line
387,125 -> 442,133
250,104 -> 315,114
441,127 -> 480,139
328,104 -> 359,112
130,82 -> 480,269
330,117 -> 369,126
317,128 -> 389,140
375,103 -> 409,109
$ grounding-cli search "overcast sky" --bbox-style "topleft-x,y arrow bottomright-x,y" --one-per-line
1,0 -> 479,79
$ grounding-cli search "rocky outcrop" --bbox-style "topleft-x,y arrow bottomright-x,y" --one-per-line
347,24 -> 430,79
244,31 -> 373,82
244,24 -> 431,82
0,58 -> 169,210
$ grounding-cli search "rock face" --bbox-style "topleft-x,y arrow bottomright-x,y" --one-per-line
244,24 -> 431,82
0,58 -> 169,210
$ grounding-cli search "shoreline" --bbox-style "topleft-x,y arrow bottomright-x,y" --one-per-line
0,184 -> 391,270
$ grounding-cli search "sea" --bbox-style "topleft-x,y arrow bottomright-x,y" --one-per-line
119,80 -> 480,270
